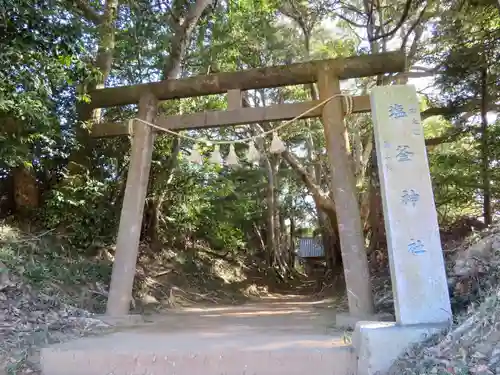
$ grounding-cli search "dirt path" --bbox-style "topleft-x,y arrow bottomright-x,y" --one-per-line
137,293 -> 345,334
90,291 -> 349,343
41,293 -> 353,375
6,282 -> 348,375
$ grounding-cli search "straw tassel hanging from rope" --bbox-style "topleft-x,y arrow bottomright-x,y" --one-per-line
226,144 -> 240,167
246,141 -> 260,163
209,145 -> 223,165
188,145 -> 203,165
269,132 -> 286,154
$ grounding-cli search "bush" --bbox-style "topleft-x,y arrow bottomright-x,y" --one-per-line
40,175 -> 119,249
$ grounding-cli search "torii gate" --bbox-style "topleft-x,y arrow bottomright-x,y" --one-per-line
88,51 -> 451,328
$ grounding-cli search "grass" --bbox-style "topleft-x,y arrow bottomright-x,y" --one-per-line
0,225 -> 113,312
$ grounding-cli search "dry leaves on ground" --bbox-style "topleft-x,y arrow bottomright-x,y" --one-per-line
0,264 -> 110,375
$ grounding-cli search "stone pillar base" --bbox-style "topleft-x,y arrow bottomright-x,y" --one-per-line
352,321 -> 448,375
335,312 -> 394,329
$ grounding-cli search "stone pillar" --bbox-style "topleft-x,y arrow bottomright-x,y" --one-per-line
370,84 -> 451,325
106,92 -> 158,316
317,68 -> 374,317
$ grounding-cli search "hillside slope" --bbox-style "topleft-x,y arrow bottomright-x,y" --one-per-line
0,224 -> 284,374
386,226 -> 500,375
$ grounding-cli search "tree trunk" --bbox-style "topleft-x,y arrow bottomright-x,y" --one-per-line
319,212 -> 333,269
324,214 -> 342,268
277,210 -> 287,275
12,165 -> 39,218
146,137 -> 181,246
146,195 -> 164,249
281,149 -> 343,270
303,31 -> 340,271
265,155 -> 276,267
272,11 -> 340,272
146,0 -> 213,244
2,117 -> 41,218
71,0 -> 119,174
272,156 -> 283,268
359,2 -> 391,262
289,216 -> 296,269
480,67 -> 492,226
367,146 -> 386,253
163,0 -> 213,79
253,222 -> 267,257
282,150 -> 335,211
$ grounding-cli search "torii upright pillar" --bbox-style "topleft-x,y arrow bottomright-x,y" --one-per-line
106,93 -> 158,316
317,67 -> 374,316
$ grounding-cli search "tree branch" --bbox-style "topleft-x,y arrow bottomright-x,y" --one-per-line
400,4 -> 427,53
425,131 -> 466,146
339,0 -> 366,16
163,0 -> 213,79
421,102 -> 500,119
369,0 -> 413,42
337,14 -> 367,28
281,150 -> 336,215
71,0 -> 102,24
388,70 -> 436,82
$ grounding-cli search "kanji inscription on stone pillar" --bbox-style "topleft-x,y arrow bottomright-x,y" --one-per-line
370,84 -> 452,325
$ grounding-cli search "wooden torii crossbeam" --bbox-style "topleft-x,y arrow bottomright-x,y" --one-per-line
90,51 -> 407,317
88,52 -> 403,108
91,95 -> 373,137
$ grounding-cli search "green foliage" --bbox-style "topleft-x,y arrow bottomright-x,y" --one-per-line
1,0 -> 499,269
40,175 -> 119,247
406,0 -> 498,226
152,159 -> 265,252
0,0 -> 93,170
